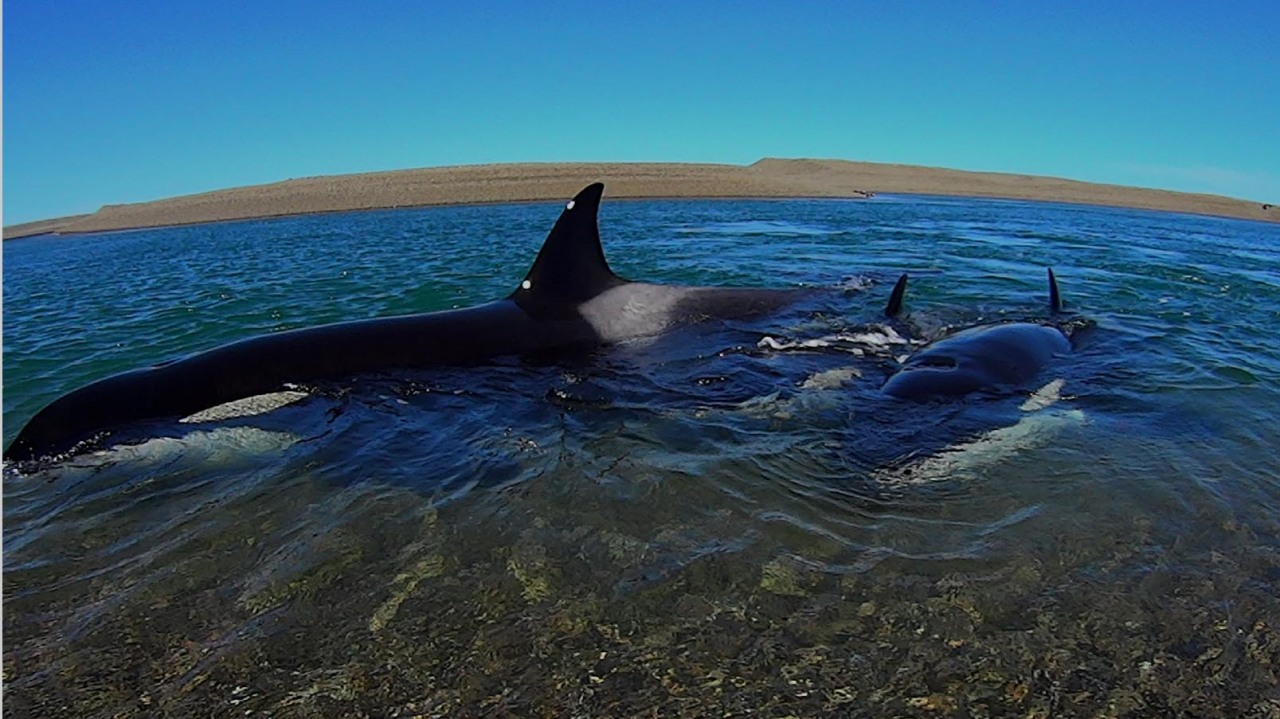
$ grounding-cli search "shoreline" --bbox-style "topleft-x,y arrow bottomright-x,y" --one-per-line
6,158 -> 1277,239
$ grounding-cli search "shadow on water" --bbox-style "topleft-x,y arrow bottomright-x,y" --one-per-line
5,197 -> 1280,716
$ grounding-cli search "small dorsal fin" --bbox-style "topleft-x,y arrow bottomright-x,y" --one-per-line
1048,267 -> 1063,314
510,183 -> 624,305
885,273 -> 908,317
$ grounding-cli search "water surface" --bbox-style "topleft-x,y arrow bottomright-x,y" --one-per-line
5,195 -> 1280,716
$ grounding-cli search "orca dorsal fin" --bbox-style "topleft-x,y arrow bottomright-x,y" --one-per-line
510,183 -> 624,305
885,273 -> 909,317
1048,267 -> 1063,314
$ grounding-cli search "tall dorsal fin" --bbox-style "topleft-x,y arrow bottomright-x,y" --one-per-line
1047,267 -> 1063,314
885,273 -> 908,317
510,183 -> 624,304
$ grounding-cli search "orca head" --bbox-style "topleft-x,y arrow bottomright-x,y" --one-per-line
883,323 -> 1071,400
882,340 -> 991,400
878,269 -> 1078,401
510,183 -> 627,317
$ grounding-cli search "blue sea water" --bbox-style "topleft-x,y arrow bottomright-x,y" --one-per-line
4,195 -> 1280,716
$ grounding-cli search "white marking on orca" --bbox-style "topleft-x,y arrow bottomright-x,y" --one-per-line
180,391 -> 310,423
757,325 -> 914,356
758,336 -> 845,352
1020,378 -> 1065,412
875,406 -> 1087,486
49,426 -> 302,478
729,366 -> 863,419
800,367 -> 862,390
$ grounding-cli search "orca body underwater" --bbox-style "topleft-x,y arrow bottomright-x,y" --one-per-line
879,270 -> 1076,401
6,183 -> 808,464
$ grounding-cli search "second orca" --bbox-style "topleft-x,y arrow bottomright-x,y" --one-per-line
879,269 -> 1081,401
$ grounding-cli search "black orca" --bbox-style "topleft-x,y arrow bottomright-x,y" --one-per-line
879,269 -> 1074,400
5,183 -> 808,464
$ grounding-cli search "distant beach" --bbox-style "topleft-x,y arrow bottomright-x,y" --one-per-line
5,158 -> 1277,239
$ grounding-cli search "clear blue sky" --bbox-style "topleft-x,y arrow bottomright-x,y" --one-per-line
4,1 -> 1278,224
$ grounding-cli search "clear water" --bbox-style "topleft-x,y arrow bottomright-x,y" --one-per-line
4,196 -> 1280,716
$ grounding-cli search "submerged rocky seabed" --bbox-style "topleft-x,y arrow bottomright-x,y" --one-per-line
5,461 -> 1279,718
5,195 -> 1280,716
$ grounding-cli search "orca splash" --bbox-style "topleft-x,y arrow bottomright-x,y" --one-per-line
5,183 -> 809,464
880,269 -> 1077,401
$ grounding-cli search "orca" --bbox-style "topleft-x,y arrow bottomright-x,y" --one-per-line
879,269 -> 1075,401
5,183 -> 809,464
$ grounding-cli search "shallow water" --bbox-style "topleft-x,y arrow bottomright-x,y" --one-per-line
4,195 -> 1280,716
